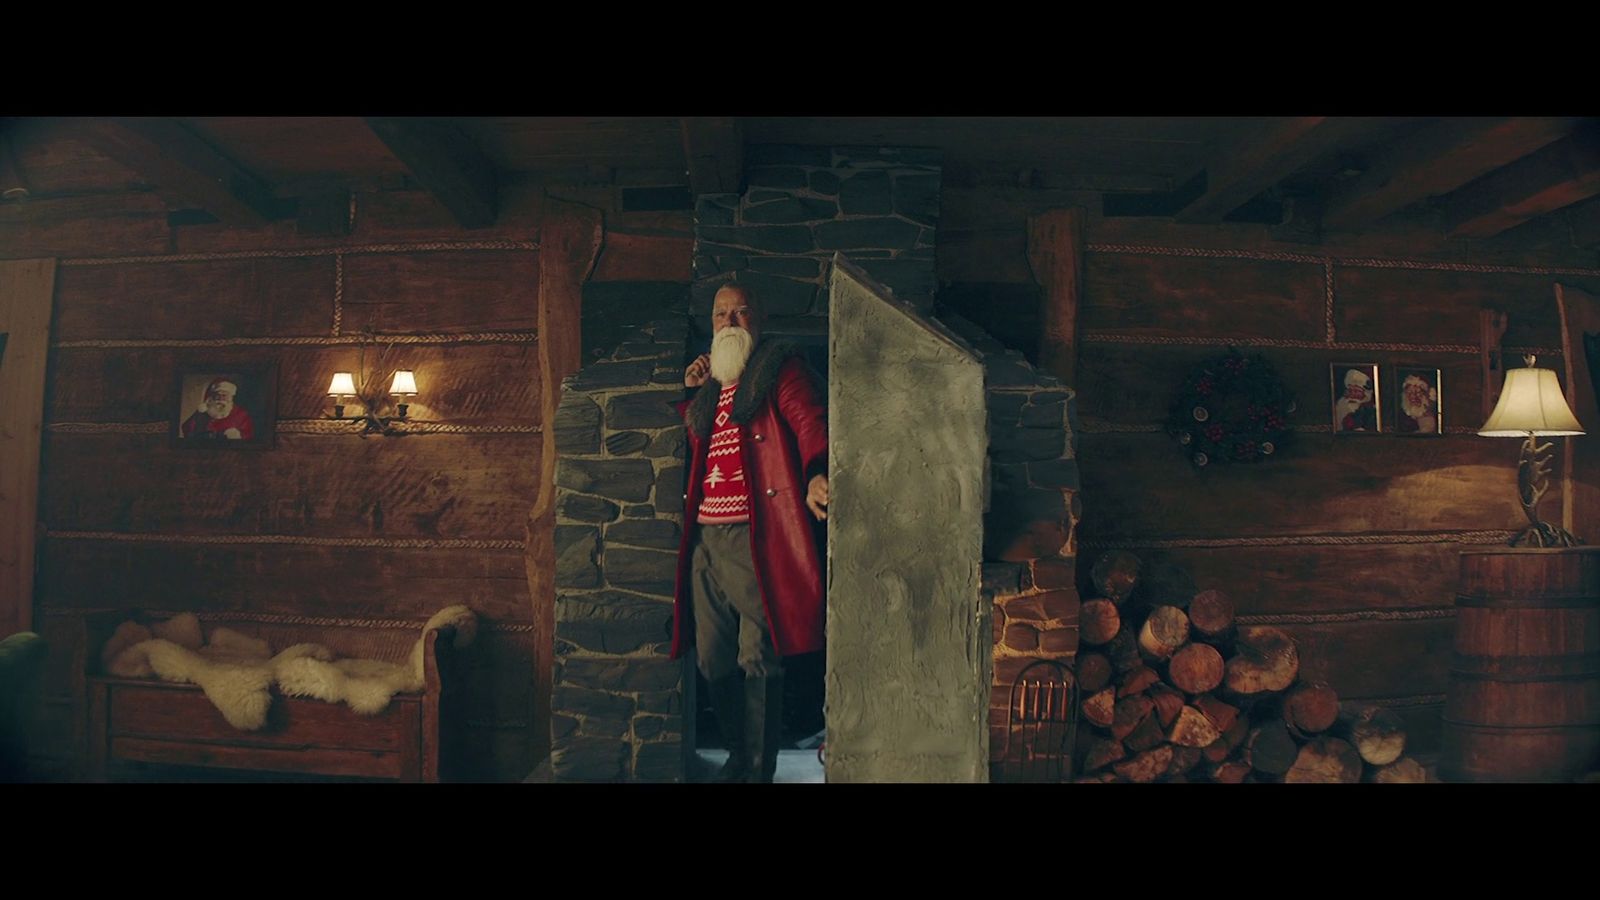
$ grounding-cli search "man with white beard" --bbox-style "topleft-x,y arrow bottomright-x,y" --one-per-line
671,283 -> 829,782
1398,373 -> 1438,434
1335,368 -> 1377,432
181,378 -> 256,440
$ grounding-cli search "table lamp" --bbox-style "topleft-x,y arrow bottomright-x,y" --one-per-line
1478,355 -> 1586,547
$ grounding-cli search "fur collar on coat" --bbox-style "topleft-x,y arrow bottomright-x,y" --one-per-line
686,339 -> 807,439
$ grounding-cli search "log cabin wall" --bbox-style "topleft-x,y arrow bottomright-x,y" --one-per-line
938,189 -> 1600,756
13,177 -> 692,782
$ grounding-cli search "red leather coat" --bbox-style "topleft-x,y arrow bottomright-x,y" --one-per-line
672,341 -> 828,659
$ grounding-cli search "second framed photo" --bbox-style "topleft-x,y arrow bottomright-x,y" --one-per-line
1395,367 -> 1442,435
1331,363 -> 1381,433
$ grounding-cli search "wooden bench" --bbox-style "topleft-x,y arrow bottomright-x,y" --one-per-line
79,612 -> 467,782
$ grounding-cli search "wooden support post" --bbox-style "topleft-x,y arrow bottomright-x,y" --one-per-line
526,199 -> 602,766
0,258 -> 55,638
1556,283 -> 1600,540
1480,309 -> 1509,422
1027,208 -> 1084,385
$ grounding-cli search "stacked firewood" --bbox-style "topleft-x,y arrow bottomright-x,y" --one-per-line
1071,551 -> 1428,783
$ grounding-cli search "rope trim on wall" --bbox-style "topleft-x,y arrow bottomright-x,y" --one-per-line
1086,242 -> 1600,277
57,240 -> 541,266
1364,693 -> 1447,708
1324,259 -> 1336,343
49,423 -> 168,434
46,530 -> 526,551
333,252 -> 344,336
1076,418 -> 1482,435
1088,243 -> 1325,264
1081,530 -> 1517,549
152,608 -> 534,630
1236,607 -> 1456,625
281,420 -> 543,435
52,331 -> 540,349
1080,331 -> 1561,356
47,420 -> 543,435
40,606 -> 539,635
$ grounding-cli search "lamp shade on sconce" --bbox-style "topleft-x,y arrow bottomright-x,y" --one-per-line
1478,364 -> 1585,437
389,370 -> 417,396
327,372 -> 357,397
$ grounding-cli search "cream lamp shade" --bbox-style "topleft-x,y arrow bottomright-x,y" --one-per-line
327,372 -> 357,397
1478,364 -> 1585,436
389,370 -> 418,396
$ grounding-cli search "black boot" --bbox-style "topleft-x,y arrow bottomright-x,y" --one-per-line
743,674 -> 785,783
706,673 -> 749,782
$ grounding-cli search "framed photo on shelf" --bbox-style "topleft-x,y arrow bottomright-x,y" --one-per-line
1395,367 -> 1442,435
170,362 -> 278,449
1331,363 -> 1381,434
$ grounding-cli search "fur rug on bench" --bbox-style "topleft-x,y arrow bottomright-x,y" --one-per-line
100,606 -> 477,731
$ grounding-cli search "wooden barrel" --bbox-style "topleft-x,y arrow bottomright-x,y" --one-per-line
1440,547 -> 1600,782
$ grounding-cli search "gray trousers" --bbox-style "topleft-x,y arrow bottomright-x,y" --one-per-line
690,523 -> 782,681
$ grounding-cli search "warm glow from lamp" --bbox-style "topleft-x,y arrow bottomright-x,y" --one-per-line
1478,355 -> 1586,547
1478,365 -> 1585,436
389,370 -> 418,396
327,372 -> 357,396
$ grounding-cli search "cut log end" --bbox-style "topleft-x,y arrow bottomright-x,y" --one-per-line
1369,756 -> 1429,784
1112,745 -> 1173,783
1139,605 -> 1191,661
1189,588 -> 1235,637
1168,641 -> 1225,694
1169,705 -> 1223,748
1225,626 -> 1300,695
1082,687 -> 1117,728
1334,702 -> 1407,766
1091,550 -> 1142,602
1284,736 -> 1363,784
1283,681 -> 1340,737
1245,720 -> 1299,775
1076,652 -> 1113,694
1081,598 -> 1122,646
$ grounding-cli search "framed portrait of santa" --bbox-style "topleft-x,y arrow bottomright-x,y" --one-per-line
1394,367 -> 1442,435
1330,363 -> 1381,434
171,362 -> 278,449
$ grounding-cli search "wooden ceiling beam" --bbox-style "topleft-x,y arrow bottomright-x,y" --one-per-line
1565,195 -> 1600,248
1322,117 -> 1577,231
680,117 -> 744,195
1441,120 -> 1600,239
364,117 -> 499,229
1175,117 -> 1349,224
74,118 -> 284,227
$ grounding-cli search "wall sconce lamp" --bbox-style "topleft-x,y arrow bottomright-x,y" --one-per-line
326,368 -> 419,436
1478,355 -> 1586,547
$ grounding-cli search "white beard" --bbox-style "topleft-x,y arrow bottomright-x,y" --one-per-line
709,326 -> 755,384
1401,385 -> 1433,419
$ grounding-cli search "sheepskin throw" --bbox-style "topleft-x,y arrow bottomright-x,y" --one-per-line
103,606 -> 478,731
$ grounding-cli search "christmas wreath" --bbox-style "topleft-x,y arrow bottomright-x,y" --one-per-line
1167,348 -> 1296,467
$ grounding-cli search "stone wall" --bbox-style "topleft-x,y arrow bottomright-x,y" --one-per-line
692,145 -> 942,367
549,316 -> 693,782
941,313 -> 1083,776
